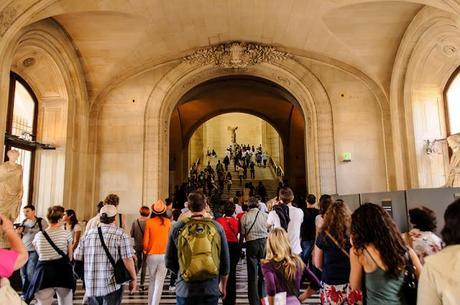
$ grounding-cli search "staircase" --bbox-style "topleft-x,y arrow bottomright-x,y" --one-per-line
206,157 -> 281,201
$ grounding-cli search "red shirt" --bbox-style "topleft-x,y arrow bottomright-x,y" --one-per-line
217,216 -> 239,243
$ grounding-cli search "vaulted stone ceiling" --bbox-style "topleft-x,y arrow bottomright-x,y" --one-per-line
27,0 -> 455,101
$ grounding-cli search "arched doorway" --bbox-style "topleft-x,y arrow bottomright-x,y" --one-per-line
168,77 -> 307,198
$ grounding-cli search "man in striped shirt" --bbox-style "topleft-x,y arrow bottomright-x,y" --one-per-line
240,197 -> 268,305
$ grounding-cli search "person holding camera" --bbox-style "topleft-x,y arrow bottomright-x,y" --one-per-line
16,205 -> 48,293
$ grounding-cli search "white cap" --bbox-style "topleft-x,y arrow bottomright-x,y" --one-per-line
100,205 -> 118,218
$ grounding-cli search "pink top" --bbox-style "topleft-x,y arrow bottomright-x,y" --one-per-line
0,249 -> 18,278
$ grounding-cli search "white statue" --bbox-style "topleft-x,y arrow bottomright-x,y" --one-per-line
227,126 -> 238,144
0,150 -> 23,220
445,134 -> 460,187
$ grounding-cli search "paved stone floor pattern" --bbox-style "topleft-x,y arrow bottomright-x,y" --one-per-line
71,260 -> 321,304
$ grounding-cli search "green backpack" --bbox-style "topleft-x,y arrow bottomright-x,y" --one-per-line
178,217 -> 221,282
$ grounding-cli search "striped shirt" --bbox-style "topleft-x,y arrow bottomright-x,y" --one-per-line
33,228 -> 72,261
241,208 -> 268,241
74,223 -> 135,297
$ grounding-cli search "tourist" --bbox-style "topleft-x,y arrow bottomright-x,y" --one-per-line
165,192 -> 229,305
226,172 -> 232,192
27,206 -> 73,305
0,213 -> 28,277
74,205 -> 137,305
84,201 -> 104,232
240,196 -> 268,305
313,200 -> 352,305
16,204 -> 48,293
130,205 -> 150,290
267,187 -> 304,255
216,201 -> 240,305
144,200 -> 171,305
103,194 -> 127,231
257,195 -> 268,213
315,194 -> 332,237
349,203 -> 422,305
256,181 -> 267,203
165,198 -> 173,218
418,198 -> 460,305
223,155 -> 230,172
63,209 -> 81,251
405,206 -> 443,264
262,228 -> 317,305
168,208 -> 182,291
300,194 -> 319,264
250,160 -> 255,179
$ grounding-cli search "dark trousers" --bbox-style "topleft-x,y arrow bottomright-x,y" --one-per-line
170,270 -> 177,287
88,287 -> 124,305
134,246 -> 147,287
224,242 -> 241,305
246,238 -> 266,305
177,295 -> 219,305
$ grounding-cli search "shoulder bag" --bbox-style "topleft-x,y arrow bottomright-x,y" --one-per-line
402,250 -> 417,305
324,230 -> 349,258
97,227 -> 131,284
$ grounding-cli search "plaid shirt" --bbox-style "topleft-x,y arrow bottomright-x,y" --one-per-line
74,223 -> 134,297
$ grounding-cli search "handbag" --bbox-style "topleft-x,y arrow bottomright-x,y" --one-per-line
402,251 -> 417,305
0,278 -> 26,305
97,227 -> 131,284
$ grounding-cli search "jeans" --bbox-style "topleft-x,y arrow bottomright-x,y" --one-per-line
146,254 -> 168,305
301,240 -> 314,264
21,250 -> 38,292
224,242 -> 241,305
35,287 -> 72,305
246,238 -> 266,305
176,295 -> 219,305
88,287 -> 124,305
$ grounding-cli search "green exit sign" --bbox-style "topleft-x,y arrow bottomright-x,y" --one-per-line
343,152 -> 352,162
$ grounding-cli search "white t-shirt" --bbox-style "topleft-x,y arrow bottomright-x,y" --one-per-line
267,204 -> 304,255
258,201 -> 268,213
235,204 -> 243,215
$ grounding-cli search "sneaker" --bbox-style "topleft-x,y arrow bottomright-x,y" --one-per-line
169,286 -> 176,292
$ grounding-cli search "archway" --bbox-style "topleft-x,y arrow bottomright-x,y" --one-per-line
168,76 -> 308,199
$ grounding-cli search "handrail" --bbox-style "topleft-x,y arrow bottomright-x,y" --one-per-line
269,156 -> 284,178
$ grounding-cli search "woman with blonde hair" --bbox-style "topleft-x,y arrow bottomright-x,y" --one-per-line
313,200 -> 352,305
262,228 -> 318,305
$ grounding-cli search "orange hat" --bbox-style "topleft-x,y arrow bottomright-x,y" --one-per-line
151,200 -> 166,215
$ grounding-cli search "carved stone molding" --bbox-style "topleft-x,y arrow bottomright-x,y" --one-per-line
0,4 -> 18,37
183,41 -> 290,69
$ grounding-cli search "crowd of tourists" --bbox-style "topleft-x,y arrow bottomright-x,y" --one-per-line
0,186 -> 459,305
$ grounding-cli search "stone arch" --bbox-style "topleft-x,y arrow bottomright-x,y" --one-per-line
391,6 -> 460,188
144,56 -> 335,202
2,19 -> 90,214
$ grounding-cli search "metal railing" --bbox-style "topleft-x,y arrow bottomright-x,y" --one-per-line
269,156 -> 284,178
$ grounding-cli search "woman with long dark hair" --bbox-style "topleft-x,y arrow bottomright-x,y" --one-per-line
418,199 -> 460,305
349,203 -> 422,305
144,200 -> 171,305
63,209 -> 81,252
313,200 -> 352,305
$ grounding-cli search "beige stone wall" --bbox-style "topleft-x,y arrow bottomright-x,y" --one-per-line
95,64 -> 175,215
262,121 -> 283,168
299,59 -> 388,195
188,124 -> 204,168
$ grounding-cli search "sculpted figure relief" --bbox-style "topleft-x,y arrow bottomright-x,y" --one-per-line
0,150 -> 23,220
445,133 -> 460,187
